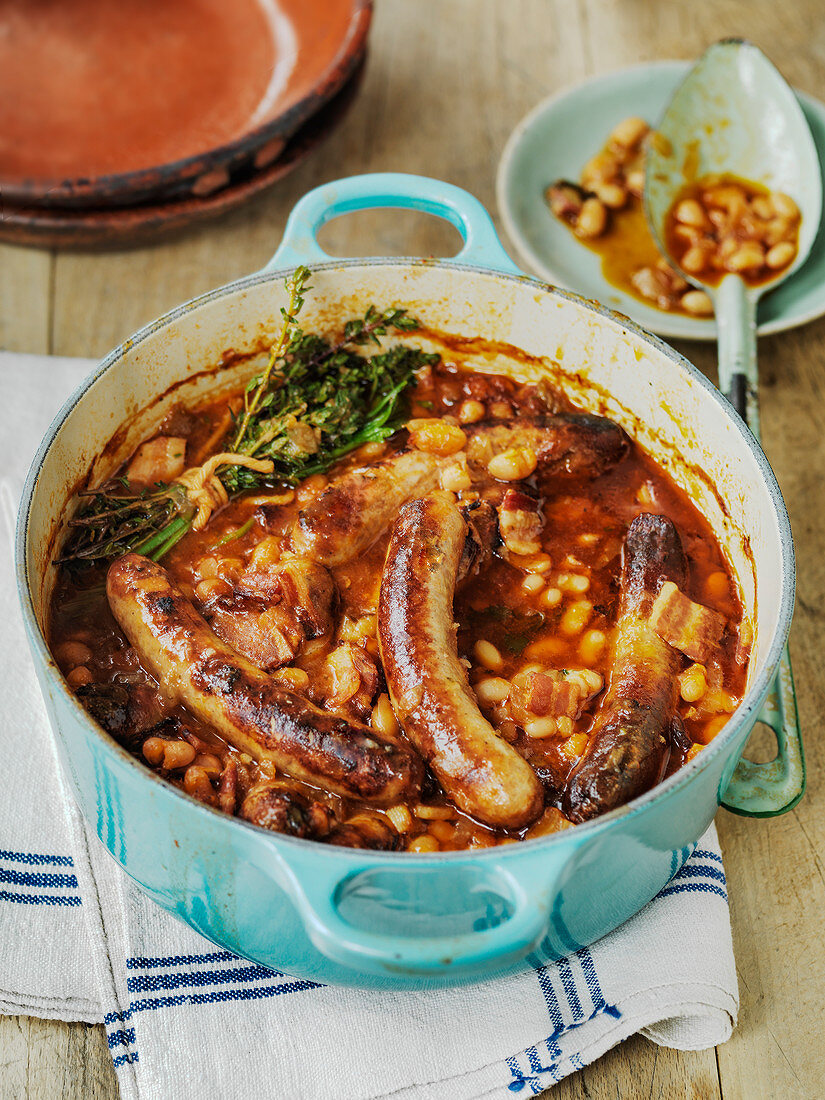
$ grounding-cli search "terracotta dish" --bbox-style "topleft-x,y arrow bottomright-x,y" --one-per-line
0,0 -> 371,208
0,63 -> 362,249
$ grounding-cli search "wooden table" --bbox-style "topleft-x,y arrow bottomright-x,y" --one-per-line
2,2 -> 824,1096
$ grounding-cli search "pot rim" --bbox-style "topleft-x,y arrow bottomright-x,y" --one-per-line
15,256 -> 796,863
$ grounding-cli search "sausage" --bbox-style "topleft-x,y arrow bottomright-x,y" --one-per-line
564,513 -> 688,823
240,780 -> 334,839
327,812 -> 398,850
292,450 -> 441,566
294,413 -> 628,567
241,780 -> 397,850
467,414 -> 629,484
106,554 -> 423,804
378,491 -> 544,829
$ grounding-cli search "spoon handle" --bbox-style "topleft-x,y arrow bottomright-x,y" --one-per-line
715,275 -> 760,435
713,275 -> 807,817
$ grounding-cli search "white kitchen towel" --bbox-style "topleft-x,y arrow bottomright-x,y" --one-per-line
0,350 -> 738,1099
75,825 -> 736,1100
0,352 -> 101,1022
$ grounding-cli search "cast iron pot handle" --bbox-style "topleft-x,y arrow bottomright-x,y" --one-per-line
262,172 -> 523,275
281,859 -> 553,979
720,647 -> 806,816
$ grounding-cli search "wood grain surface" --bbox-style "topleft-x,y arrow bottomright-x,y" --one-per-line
1,1 -> 823,1097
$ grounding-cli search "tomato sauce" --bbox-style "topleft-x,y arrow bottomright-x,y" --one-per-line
49,357 -> 750,851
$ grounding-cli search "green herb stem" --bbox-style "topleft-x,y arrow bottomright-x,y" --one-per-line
57,270 -> 439,569
138,514 -> 195,561
210,516 -> 254,551
231,266 -> 311,453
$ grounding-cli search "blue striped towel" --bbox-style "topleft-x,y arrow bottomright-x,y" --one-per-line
0,352 -> 738,1099
0,354 -> 102,1023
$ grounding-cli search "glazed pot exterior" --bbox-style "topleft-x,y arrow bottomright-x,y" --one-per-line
31,656 -> 745,988
17,177 -> 797,988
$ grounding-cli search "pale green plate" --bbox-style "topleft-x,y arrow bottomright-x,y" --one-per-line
497,60 -> 825,341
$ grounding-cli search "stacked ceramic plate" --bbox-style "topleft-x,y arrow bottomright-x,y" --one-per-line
0,0 -> 371,246
496,61 -> 825,340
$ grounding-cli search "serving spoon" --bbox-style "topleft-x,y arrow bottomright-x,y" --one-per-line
645,37 -> 822,434
645,39 -> 816,813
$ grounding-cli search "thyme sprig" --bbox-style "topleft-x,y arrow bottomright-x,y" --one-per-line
56,481 -> 194,565
57,270 -> 439,567
222,317 -> 437,492
231,265 -> 311,453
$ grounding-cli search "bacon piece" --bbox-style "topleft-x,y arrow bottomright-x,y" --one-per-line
233,572 -> 283,601
235,560 -> 334,639
498,489 -> 543,555
457,499 -> 499,580
649,580 -> 725,663
125,436 -> 187,486
510,671 -> 576,722
317,643 -> 379,720
276,560 -> 335,639
209,605 -> 301,671
509,669 -> 602,725
217,758 -> 238,815
211,559 -> 335,671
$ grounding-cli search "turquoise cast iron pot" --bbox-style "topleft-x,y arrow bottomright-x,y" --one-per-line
16,174 -> 805,989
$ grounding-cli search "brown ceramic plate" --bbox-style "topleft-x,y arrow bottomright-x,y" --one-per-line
0,0 -> 371,208
0,59 -> 364,249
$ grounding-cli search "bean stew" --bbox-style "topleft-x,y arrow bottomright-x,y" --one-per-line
49,297 -> 751,851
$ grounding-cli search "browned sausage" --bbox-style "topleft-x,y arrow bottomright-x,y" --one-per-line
565,513 -> 688,822
467,414 -> 629,484
295,413 -> 628,568
240,780 -> 333,839
292,450 -> 441,566
378,491 -> 544,829
241,782 -> 398,850
107,554 -> 423,804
